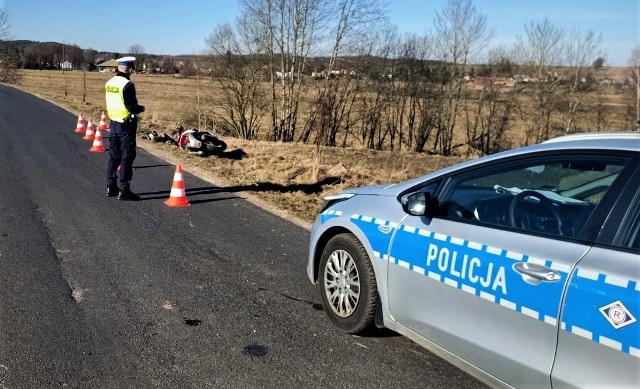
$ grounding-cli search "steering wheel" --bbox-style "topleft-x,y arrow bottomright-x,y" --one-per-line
508,190 -> 563,236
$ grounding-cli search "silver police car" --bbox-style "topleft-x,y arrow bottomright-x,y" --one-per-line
307,132 -> 640,388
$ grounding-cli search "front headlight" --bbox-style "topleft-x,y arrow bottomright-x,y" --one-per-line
320,193 -> 356,212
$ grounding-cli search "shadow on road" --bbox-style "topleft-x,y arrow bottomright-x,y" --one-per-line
133,164 -> 172,169
136,176 -> 342,203
222,176 -> 343,195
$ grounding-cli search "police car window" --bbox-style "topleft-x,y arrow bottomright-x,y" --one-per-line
419,182 -> 439,196
440,156 -> 630,239
615,196 -> 640,250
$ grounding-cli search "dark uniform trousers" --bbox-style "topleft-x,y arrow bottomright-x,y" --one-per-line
106,119 -> 137,191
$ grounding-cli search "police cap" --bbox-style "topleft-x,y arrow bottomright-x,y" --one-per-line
116,56 -> 136,67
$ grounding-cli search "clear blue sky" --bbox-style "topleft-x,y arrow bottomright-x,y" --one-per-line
1,0 -> 638,65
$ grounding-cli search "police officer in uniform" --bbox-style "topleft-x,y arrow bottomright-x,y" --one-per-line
105,56 -> 145,201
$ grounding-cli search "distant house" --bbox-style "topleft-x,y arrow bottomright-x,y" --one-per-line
312,68 -> 356,79
97,59 -> 118,73
312,70 -> 326,79
276,71 -> 293,80
474,76 -> 515,87
600,77 -> 613,86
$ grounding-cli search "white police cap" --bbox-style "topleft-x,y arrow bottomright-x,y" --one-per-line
116,56 -> 136,66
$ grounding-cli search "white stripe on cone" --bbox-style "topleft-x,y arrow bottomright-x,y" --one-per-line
170,187 -> 185,197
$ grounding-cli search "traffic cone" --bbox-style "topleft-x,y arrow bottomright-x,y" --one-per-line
89,128 -> 105,152
83,118 -> 95,140
98,111 -> 109,132
164,165 -> 191,207
75,113 -> 86,133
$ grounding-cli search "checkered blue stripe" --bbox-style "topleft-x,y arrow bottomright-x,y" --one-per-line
345,213 -> 639,359
320,209 -> 342,224
562,272 -> 639,357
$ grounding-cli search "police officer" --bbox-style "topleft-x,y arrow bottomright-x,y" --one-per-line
105,56 -> 145,201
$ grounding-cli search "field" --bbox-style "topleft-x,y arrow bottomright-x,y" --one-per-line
13,68 -> 634,225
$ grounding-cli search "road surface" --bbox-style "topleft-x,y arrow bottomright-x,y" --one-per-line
0,84 -> 486,388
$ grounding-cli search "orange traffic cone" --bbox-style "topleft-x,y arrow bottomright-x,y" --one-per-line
164,165 -> 191,207
75,113 -> 86,133
83,118 -> 95,140
89,128 -> 105,152
98,111 -> 109,132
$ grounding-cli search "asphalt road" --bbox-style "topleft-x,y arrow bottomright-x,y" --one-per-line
0,84 -> 486,389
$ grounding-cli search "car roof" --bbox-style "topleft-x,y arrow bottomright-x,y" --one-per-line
481,131 -> 640,166
542,131 -> 640,145
467,131 -> 640,168
386,132 -> 640,194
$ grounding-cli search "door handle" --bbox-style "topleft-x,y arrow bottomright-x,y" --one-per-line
513,262 -> 561,285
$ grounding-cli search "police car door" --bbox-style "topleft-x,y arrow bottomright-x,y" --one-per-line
386,153 -> 633,388
551,169 -> 640,388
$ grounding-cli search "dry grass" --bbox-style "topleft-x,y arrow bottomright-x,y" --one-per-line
14,68 -> 633,225
15,69 -> 467,225
125,137 -> 466,226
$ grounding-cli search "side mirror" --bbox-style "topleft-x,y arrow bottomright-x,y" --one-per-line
401,192 -> 437,217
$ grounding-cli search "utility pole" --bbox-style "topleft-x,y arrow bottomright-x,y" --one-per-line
63,40 -> 68,97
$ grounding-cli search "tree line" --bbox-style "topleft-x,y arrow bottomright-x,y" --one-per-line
201,0 -> 638,155
0,38 -> 193,75
2,2 -> 638,156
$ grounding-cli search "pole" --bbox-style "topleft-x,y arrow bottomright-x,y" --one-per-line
63,40 -> 67,97
636,58 -> 639,131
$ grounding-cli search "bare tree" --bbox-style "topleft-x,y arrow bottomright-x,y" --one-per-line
587,86 -> 612,131
515,18 -> 565,78
487,45 -> 515,76
0,6 -> 20,83
514,17 -> 564,143
560,29 -> 602,134
83,48 -> 96,69
323,0 -> 386,73
240,0 -> 330,142
0,7 -> 9,39
352,22 -> 399,150
206,18 -> 268,140
388,33 -> 439,153
128,44 -> 146,71
430,0 -> 492,155
391,34 -> 418,151
462,83 -> 515,154
305,0 -> 387,146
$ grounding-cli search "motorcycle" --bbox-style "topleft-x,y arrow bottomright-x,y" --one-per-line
174,125 -> 227,156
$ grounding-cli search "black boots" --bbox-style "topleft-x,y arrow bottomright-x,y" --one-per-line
106,185 -> 119,197
117,189 -> 141,201
107,185 -> 141,201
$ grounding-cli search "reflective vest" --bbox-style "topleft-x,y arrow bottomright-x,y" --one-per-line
105,76 -> 131,121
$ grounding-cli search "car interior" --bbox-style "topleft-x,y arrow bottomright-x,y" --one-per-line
441,187 -> 595,238
435,161 -> 626,239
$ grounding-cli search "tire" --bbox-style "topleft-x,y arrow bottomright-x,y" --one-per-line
205,139 -> 227,155
318,233 -> 378,334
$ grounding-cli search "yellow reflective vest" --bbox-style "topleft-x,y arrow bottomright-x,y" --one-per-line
105,76 -> 131,122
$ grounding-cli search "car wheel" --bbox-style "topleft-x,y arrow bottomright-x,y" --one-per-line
319,233 -> 378,334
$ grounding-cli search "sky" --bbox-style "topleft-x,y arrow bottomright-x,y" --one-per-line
1,0 -> 638,66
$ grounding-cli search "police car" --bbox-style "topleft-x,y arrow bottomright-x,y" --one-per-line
307,132 -> 640,388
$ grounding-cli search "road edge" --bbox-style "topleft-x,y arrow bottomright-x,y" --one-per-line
15,87 -> 313,232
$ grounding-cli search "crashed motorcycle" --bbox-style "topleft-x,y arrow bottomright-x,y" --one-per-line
175,126 -> 227,156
